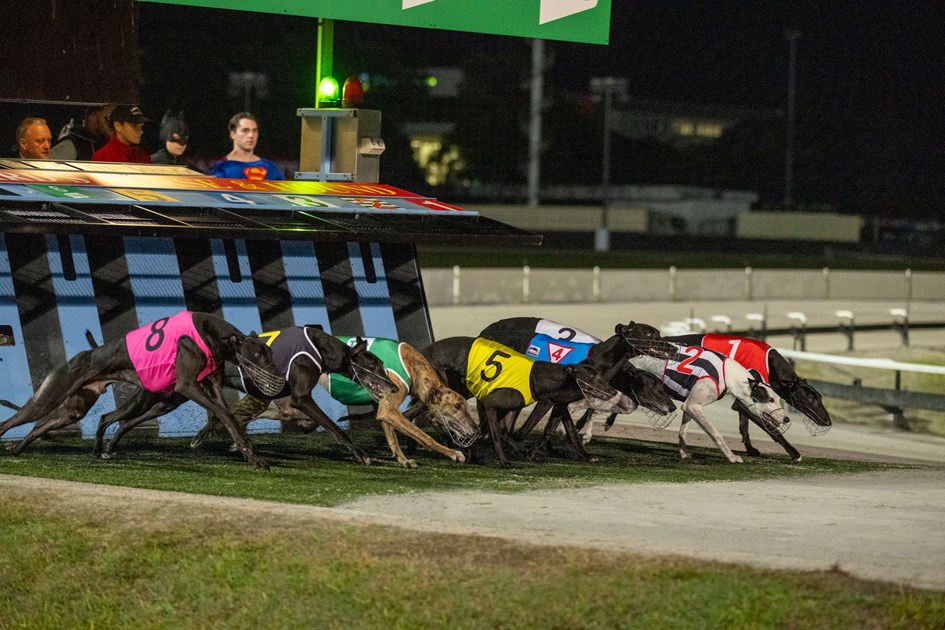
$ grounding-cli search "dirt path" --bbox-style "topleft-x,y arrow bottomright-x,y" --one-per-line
344,468 -> 945,591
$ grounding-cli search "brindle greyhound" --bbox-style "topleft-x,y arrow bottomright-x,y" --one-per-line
478,318 -> 676,447
667,333 -> 831,462
421,336 -> 633,466
107,327 -> 395,464
0,311 -> 282,469
192,334 -> 478,468
630,343 -> 790,463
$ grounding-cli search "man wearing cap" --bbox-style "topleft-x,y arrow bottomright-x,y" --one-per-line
91,105 -> 151,163
15,118 -> 52,160
209,112 -> 284,180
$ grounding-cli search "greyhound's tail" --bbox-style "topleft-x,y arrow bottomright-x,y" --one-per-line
0,399 -> 21,411
85,330 -> 100,348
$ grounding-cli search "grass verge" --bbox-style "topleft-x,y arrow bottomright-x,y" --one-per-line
0,480 -> 943,629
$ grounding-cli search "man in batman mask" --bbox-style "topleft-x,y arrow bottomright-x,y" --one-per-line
151,110 -> 201,171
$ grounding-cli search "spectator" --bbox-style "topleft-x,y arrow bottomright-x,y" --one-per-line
50,104 -> 116,161
150,110 -> 201,171
91,105 -> 151,163
16,118 -> 52,159
209,112 -> 284,180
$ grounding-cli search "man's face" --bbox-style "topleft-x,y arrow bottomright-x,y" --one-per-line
88,106 -> 115,138
19,123 -> 52,159
114,121 -> 144,146
230,118 -> 258,152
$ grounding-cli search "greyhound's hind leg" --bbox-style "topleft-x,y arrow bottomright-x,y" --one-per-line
102,395 -> 184,457
9,388 -> 101,455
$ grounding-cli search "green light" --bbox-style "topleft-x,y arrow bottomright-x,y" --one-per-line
318,76 -> 340,103
425,75 -> 438,88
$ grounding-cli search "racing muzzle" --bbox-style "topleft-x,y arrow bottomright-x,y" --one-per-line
236,353 -> 286,398
430,407 -> 480,448
351,362 -> 397,400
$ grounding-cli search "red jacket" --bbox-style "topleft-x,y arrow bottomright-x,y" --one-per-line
91,136 -> 151,163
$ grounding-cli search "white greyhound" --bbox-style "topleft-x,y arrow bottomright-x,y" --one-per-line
629,343 -> 789,463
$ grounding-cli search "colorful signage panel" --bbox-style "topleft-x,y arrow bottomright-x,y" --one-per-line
0,169 -> 420,197
140,0 -> 613,45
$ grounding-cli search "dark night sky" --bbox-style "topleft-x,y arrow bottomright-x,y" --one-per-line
134,2 -> 945,217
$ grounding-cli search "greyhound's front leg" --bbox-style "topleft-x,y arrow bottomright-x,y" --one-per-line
678,411 -> 694,459
682,403 -> 742,463
293,395 -> 371,465
746,413 -> 802,463
553,406 -> 597,462
379,420 -> 415,468
376,393 -> 465,465
478,401 -> 511,467
511,400 -> 552,442
179,377 -> 268,471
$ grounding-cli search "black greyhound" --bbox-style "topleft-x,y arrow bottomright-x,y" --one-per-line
478,318 -> 676,446
421,336 -> 633,466
0,311 -> 282,469
108,327 -> 396,464
667,333 -> 831,462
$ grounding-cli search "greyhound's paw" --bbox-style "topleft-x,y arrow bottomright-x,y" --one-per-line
252,459 -> 271,472
791,455 -> 803,464
730,455 -> 744,464
189,439 -> 203,450
678,450 -> 691,460
97,452 -> 114,460
399,458 -> 418,469
588,455 -> 599,463
449,450 -> 466,463
745,447 -> 762,457
355,455 -> 372,466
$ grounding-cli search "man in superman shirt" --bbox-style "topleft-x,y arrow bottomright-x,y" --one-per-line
209,112 -> 285,180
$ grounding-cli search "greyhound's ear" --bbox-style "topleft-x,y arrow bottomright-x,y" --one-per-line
248,331 -> 258,338
353,336 -> 367,352
614,323 -> 625,334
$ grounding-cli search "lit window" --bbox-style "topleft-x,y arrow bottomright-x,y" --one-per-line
696,122 -> 723,138
674,120 -> 694,136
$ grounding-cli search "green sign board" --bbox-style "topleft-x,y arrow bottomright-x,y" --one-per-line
140,0 -> 612,44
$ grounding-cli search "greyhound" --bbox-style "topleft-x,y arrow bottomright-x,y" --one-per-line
421,336 -> 634,466
0,311 -> 283,469
193,335 -> 478,468
667,333 -> 831,462
478,318 -> 676,447
106,327 -> 395,464
629,343 -> 790,463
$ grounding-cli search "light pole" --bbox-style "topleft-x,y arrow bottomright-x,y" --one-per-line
590,76 -> 627,252
784,30 -> 800,207
527,38 -> 545,208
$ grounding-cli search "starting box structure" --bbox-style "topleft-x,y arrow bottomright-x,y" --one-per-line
0,109 -> 539,440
